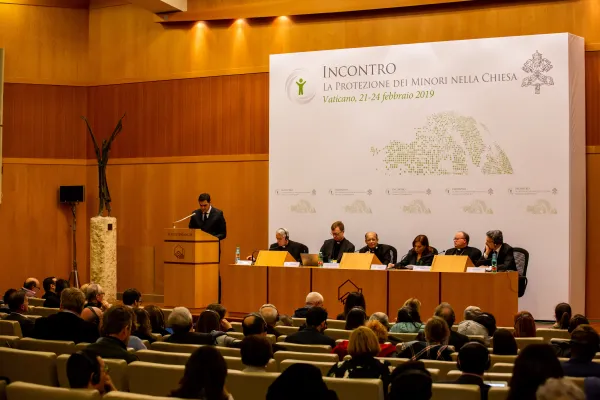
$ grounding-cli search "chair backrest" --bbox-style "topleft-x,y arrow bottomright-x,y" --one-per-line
230,322 -> 243,332
136,350 -> 189,365
273,350 -> 339,365
512,247 -> 529,276
0,335 -> 20,348
388,332 -> 419,342
104,392 -> 176,400
420,360 -> 458,380
225,369 -> 279,400
127,361 -> 184,396
6,382 -> 101,400
447,370 -> 512,383
280,359 -> 336,376
226,332 -> 276,344
0,321 -> 22,338
275,342 -> 332,353
451,352 -> 459,361
222,356 -> 277,372
25,315 -> 42,321
376,357 -> 409,367
382,244 -> 398,265
150,342 -> 240,357
0,347 -> 58,386
431,383 -> 481,400
27,298 -> 46,307
323,377 -> 384,400
324,328 -> 351,340
565,377 -> 585,389
325,320 -> 346,330
489,362 -> 514,373
467,335 -> 486,342
488,387 -> 510,400
490,354 -> 517,365
292,318 -> 306,327
515,336 -> 544,350
276,335 -> 287,342
497,327 -> 515,333
17,338 -> 77,355
274,326 -> 299,336
56,354 -> 129,391
536,328 -> 570,342
30,307 -> 61,318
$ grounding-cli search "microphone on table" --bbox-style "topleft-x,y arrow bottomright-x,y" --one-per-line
438,249 -> 447,254
172,213 -> 195,228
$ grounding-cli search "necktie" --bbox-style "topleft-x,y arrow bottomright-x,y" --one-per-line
202,213 -> 207,222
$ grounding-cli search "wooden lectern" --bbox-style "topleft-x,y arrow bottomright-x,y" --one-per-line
430,255 -> 474,272
339,253 -> 382,270
255,251 -> 295,267
163,228 -> 219,308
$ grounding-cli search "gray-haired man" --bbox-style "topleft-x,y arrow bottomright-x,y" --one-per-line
476,230 -> 517,271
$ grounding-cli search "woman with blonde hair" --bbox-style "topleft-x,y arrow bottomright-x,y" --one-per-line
366,320 -> 396,357
397,316 -> 454,361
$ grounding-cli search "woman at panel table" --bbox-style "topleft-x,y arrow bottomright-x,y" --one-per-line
388,234 -> 438,269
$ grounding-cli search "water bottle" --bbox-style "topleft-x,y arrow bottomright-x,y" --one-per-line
235,246 -> 241,264
318,252 -> 323,267
491,252 -> 498,273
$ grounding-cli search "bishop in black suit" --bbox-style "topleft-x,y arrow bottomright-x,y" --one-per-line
445,231 -> 482,265
319,221 -> 355,263
358,232 -> 394,265
188,193 -> 227,240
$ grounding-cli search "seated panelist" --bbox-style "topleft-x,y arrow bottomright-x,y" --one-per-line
320,221 -> 355,263
389,234 -> 437,269
476,230 -> 517,271
247,228 -> 308,263
358,232 -> 394,265
444,231 -> 482,264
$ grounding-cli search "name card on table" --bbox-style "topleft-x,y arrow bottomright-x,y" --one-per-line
323,263 -> 340,269
236,260 -> 253,266
412,265 -> 432,272
284,262 -> 300,267
370,264 -> 387,271
466,267 -> 486,273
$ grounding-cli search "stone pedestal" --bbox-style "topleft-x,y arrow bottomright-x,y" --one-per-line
90,216 -> 117,303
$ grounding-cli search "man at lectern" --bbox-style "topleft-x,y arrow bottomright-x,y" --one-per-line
268,228 -> 309,262
444,231 -> 482,264
319,221 -> 355,263
358,232 -> 393,265
476,230 -> 517,271
188,193 -> 227,240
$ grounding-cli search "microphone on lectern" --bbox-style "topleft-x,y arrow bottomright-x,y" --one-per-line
172,213 -> 196,228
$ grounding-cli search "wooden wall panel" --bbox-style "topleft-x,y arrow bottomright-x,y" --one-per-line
586,154 -> 600,319
587,52 -> 600,146
85,74 -> 269,158
3,84 -> 88,158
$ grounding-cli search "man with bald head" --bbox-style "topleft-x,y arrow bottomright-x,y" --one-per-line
21,278 -> 39,297
293,292 -> 324,318
445,231 -> 482,265
358,232 -> 394,265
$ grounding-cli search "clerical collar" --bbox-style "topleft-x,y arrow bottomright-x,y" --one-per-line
368,246 -> 378,252
455,247 -> 466,255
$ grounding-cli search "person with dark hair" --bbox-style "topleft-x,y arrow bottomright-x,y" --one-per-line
507,344 -> 564,400
336,291 -> 366,320
0,289 -> 16,313
66,349 -> 116,394
165,307 -> 213,345
170,346 -> 232,400
195,310 -> 239,347
397,316 -> 453,361
358,232 -> 394,265
87,305 -> 139,364
444,231 -> 482,265
514,311 -> 537,338
21,278 -> 39,297
477,230 -> 517,271
390,307 -> 424,333
122,288 -> 142,307
474,312 -> 497,337
446,342 -> 491,400
242,313 -> 267,336
344,307 -> 367,330
43,279 -> 70,308
267,363 -> 338,400
188,193 -> 227,241
553,303 -> 572,330
568,315 -> 589,333
132,308 -> 156,343
144,305 -> 170,336
561,325 -> 600,377
320,220 -> 355,263
1,290 -> 34,337
434,303 -> 469,350
390,234 -> 437,268
241,335 -> 273,372
41,276 -> 57,303
493,329 -> 519,355
206,303 -> 233,332
390,361 -> 433,400
285,306 -> 335,347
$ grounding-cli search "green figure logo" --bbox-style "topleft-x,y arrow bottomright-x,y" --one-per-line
296,78 -> 307,96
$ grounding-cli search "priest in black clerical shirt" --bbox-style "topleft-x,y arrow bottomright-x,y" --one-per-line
269,228 -> 308,263
358,232 -> 394,265
319,221 -> 355,263
445,231 -> 482,264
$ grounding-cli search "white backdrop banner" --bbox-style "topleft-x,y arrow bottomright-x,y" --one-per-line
269,33 -> 586,319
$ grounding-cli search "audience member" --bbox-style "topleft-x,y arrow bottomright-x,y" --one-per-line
87,305 -> 139,364
144,305 -> 169,336
259,304 -> 280,337
366,319 -> 396,357
464,306 -> 482,320
561,325 -> 600,378
389,361 -> 432,400
536,378 -> 585,400
390,307 -> 424,333
514,311 -> 537,338
508,344 -> 564,400
446,342 -> 491,400
66,349 -> 117,394
242,313 -> 268,336
0,289 -> 15,313
122,288 -> 142,307
568,314 -> 589,333
170,346 -> 233,400
43,279 -> 69,308
474,312 -> 497,337
41,276 -> 57,302
553,303 -> 572,330
33,288 -> 99,343
132,308 -> 156,343
327,326 -> 391,391
207,303 -> 233,332
293,292 -> 324,318
277,315 -> 293,327
86,283 -> 109,310
493,328 -> 519,355
285,306 -> 335,347
403,298 -> 422,314
434,302 -> 469,350
241,335 -> 273,372
345,307 -> 367,330
80,283 -> 90,294
369,312 -> 389,328
336,292 -> 366,320
1,290 -> 34,337
195,309 -> 239,347
21,278 -> 39,297
397,316 -> 453,361
267,363 -> 338,400
165,307 -> 213,345
585,377 -> 600,399
81,284 -> 104,325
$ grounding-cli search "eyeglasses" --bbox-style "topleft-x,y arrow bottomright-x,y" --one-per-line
331,232 -> 343,237
453,238 -> 465,241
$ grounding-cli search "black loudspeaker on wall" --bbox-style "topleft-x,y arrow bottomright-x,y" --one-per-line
59,185 -> 85,203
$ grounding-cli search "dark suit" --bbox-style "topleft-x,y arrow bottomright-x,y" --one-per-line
358,244 -> 394,265
285,327 -> 336,347
445,374 -> 490,400
42,292 -> 60,308
449,330 -> 470,351
33,311 -> 99,344
165,332 -> 214,345
87,336 -> 139,364
269,240 -> 309,263
2,313 -> 35,338
561,359 -> 600,378
319,238 -> 355,263
189,207 -> 227,240
445,246 -> 482,265
477,243 -> 517,271
394,248 -> 438,268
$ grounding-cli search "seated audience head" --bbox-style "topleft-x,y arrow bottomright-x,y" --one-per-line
366,319 -> 389,344
242,313 -> 267,336
101,305 -> 135,345
55,279 -> 70,296
464,305 -> 482,321
390,361 -> 432,400
369,312 -> 389,328
364,231 -> 379,249
570,325 -> 600,362
514,311 -> 537,338
196,309 -> 222,333
345,307 -> 367,330
23,278 -> 39,292
122,288 -> 141,307
80,283 -> 89,294
343,291 -> 366,317
133,308 -> 153,337
168,307 -> 194,335
259,304 -> 279,327
568,314 -> 589,333
348,326 -> 380,359
493,328 -> 519,355
7,291 -> 28,313
425,316 -> 450,345
305,292 -> 324,307
266,363 -> 337,400
536,378 -> 585,400
241,335 -> 273,369
67,350 -> 112,394
42,277 -> 56,293
403,297 -> 422,314
85,283 -> 105,306
412,235 -> 431,255
475,312 -> 497,336
554,303 -> 572,330
457,342 -> 490,375
306,306 -> 328,332
508,344 -> 564,400
277,315 -> 293,326
206,303 -> 227,320
397,307 -> 421,327
453,231 -> 470,249
3,289 -> 17,305
144,305 -> 166,333
275,228 -> 290,246
486,230 -> 504,249
60,287 -> 85,315
330,220 -> 346,242
434,302 -> 456,329
171,345 -> 230,400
